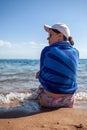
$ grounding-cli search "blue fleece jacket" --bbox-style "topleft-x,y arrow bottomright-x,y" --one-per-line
39,41 -> 79,94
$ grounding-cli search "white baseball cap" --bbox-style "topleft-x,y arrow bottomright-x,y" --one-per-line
44,23 -> 71,39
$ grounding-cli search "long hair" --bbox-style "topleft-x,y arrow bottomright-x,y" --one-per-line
63,36 -> 74,46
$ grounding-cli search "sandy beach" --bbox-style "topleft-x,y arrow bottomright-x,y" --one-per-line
0,107 -> 87,130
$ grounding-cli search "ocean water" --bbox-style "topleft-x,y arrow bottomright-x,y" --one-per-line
0,59 -> 87,113
0,59 -> 40,94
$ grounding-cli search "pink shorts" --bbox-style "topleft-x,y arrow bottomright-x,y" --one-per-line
38,89 -> 74,108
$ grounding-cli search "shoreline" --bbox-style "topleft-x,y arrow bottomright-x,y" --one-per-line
0,107 -> 87,130
0,99 -> 87,118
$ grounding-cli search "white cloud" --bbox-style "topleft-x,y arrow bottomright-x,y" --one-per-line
79,48 -> 87,59
0,40 -> 46,59
1,39 -> 86,59
21,41 -> 46,48
0,40 -> 12,47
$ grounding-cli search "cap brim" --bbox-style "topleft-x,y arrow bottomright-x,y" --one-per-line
44,24 -> 52,32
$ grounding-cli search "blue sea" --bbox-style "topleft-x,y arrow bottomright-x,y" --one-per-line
0,59 -> 87,114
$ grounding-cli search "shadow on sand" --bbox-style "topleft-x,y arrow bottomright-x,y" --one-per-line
0,100 -> 58,119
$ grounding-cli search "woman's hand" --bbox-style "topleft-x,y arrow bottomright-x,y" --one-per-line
36,71 -> 40,79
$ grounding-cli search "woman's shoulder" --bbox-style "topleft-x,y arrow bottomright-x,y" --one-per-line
41,45 -> 51,54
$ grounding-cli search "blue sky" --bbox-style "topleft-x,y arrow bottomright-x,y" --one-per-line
0,0 -> 87,59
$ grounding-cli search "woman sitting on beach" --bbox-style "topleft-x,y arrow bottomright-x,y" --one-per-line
35,23 -> 79,108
